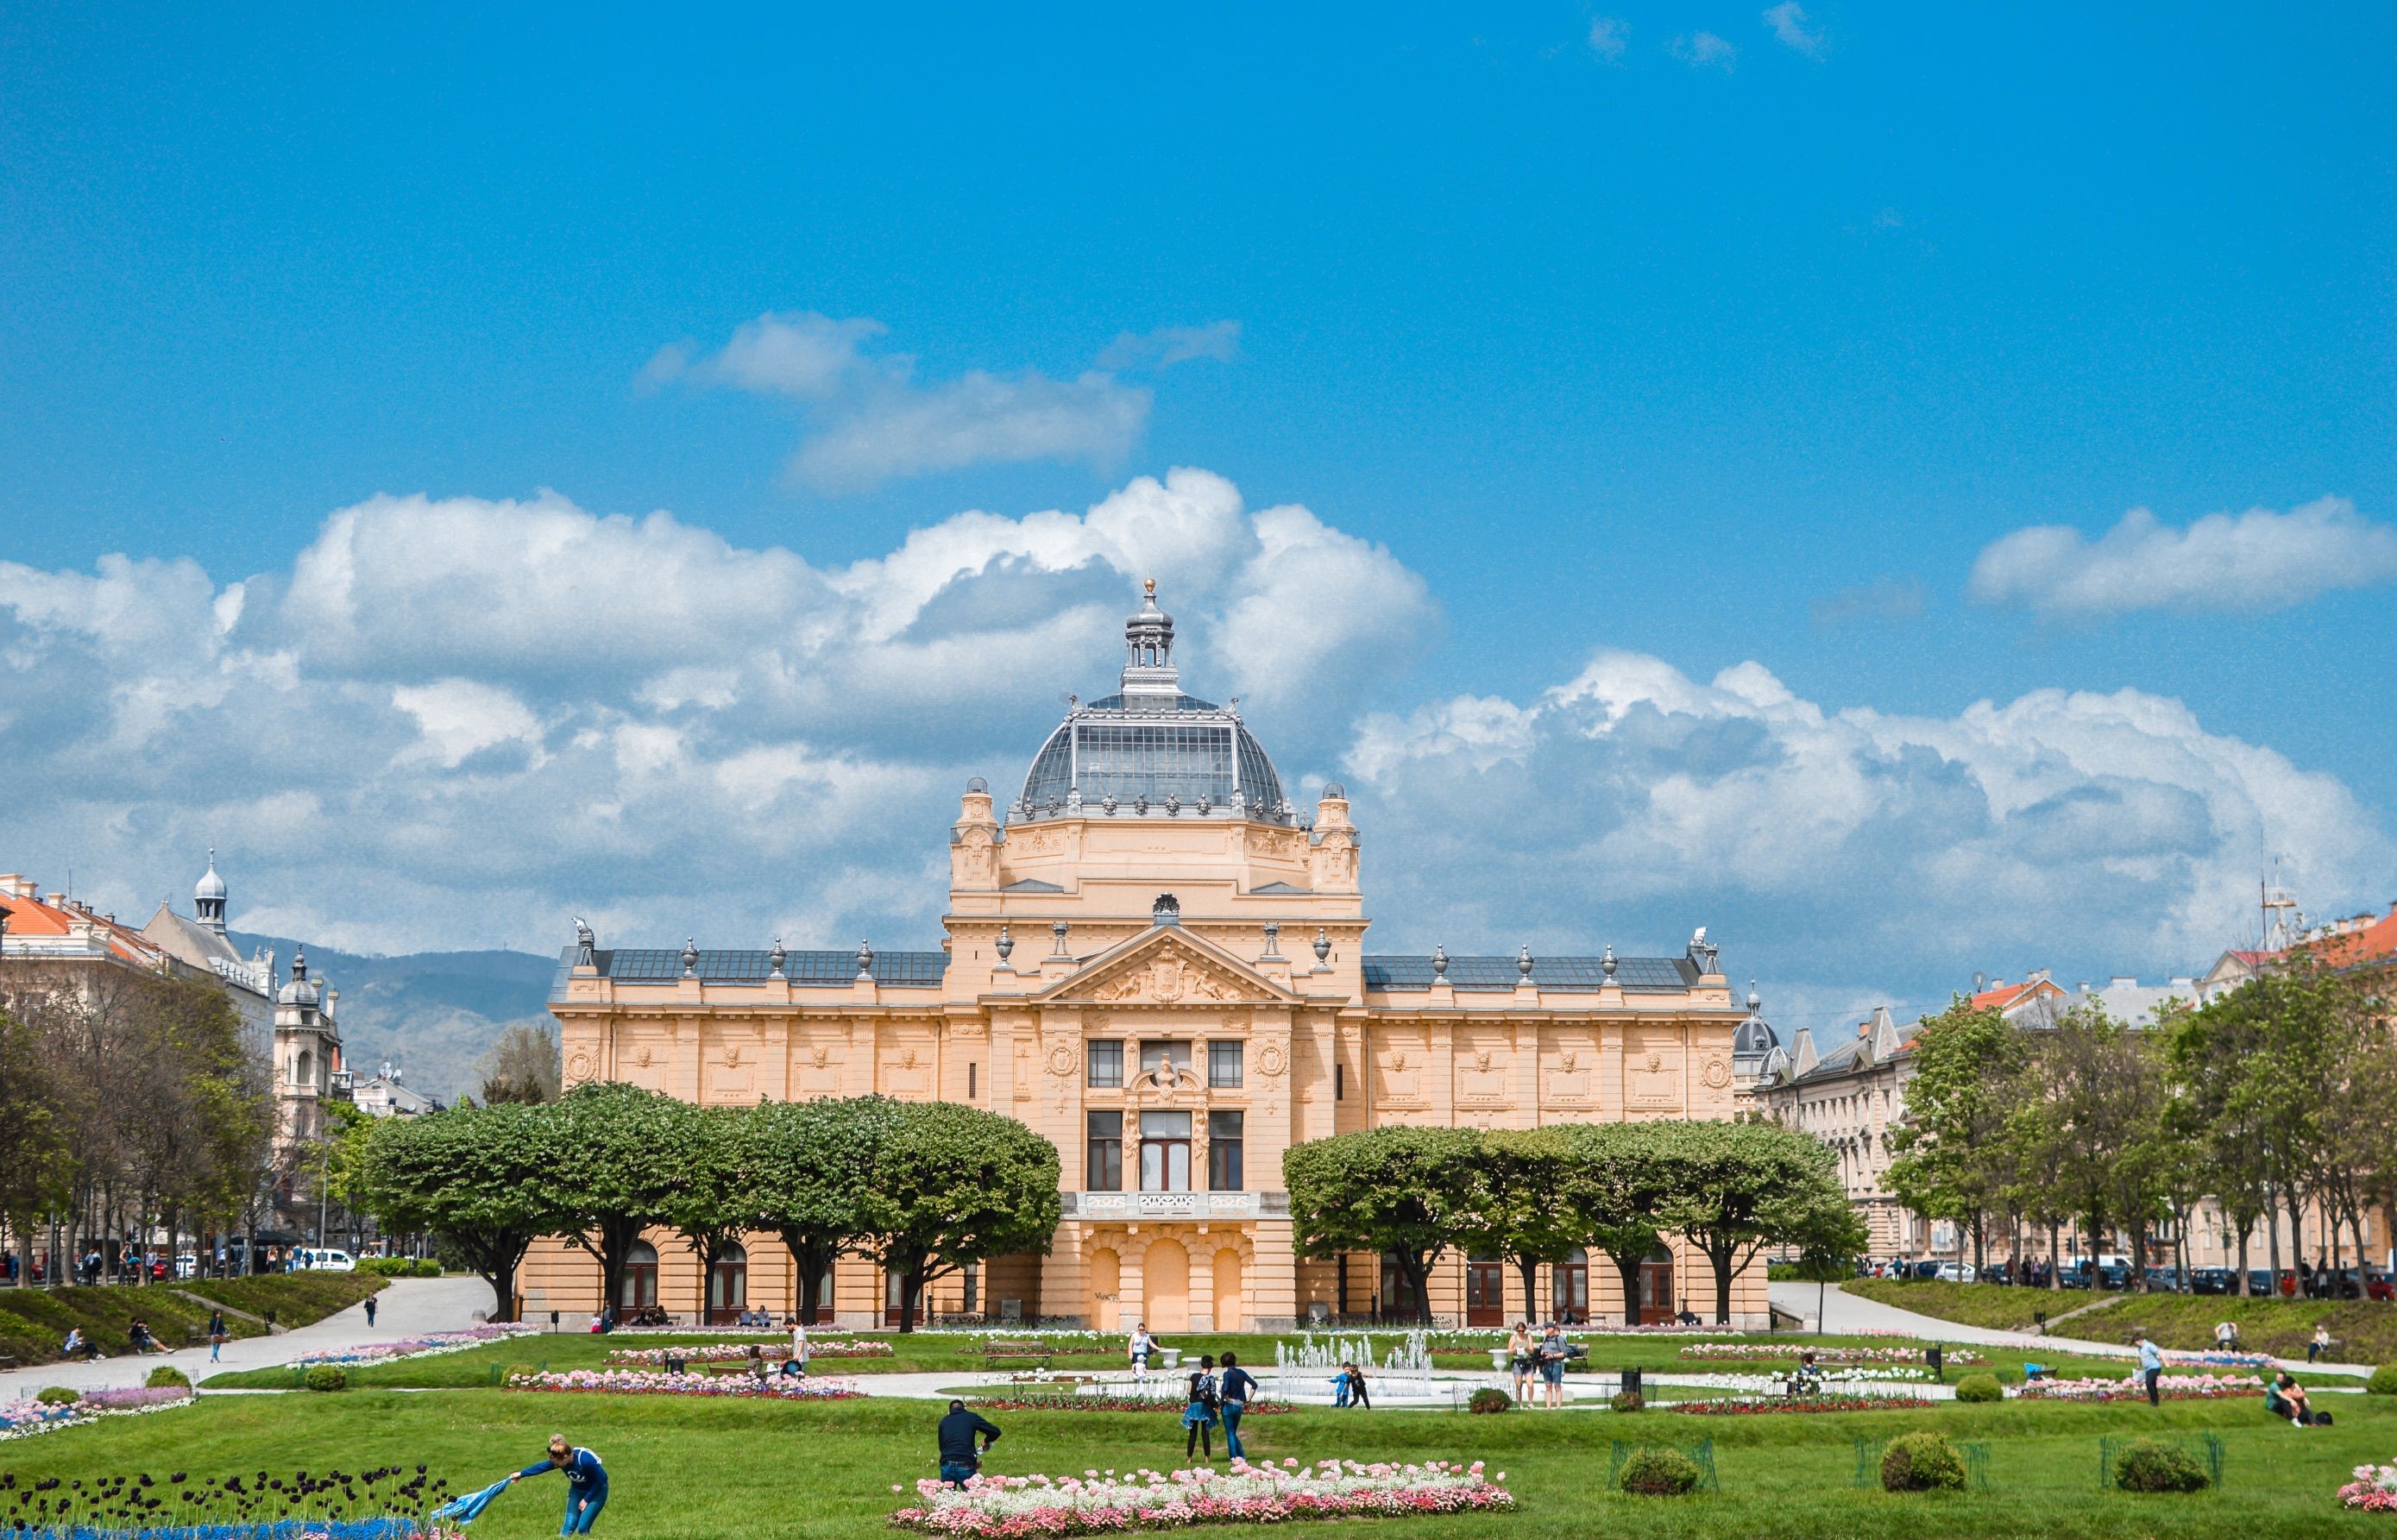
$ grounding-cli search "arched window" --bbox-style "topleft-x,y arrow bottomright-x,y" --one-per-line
707,1241 -> 748,1323
620,1240 -> 658,1311
1550,1248 -> 1589,1323
1638,1247 -> 1675,1326
295,1048 -> 313,1087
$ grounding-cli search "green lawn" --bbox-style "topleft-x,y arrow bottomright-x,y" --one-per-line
9,1381 -> 2395,1538
0,1275 -> 385,1368
1847,1279 -> 2397,1366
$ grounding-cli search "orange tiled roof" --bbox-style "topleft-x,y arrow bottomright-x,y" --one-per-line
1967,976 -> 2063,1012
2308,905 -> 2397,971
0,883 -> 169,969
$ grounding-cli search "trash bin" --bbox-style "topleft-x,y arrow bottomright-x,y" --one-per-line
1926,1345 -> 1944,1382
1622,1365 -> 1644,1399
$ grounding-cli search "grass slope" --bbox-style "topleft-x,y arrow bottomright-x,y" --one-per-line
8,1383 -> 2393,1538
1847,1279 -> 2397,1365
0,1275 -> 384,1369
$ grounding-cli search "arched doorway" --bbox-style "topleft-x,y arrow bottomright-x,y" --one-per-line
1639,1248 -> 1675,1325
1145,1239 -> 1191,1330
619,1240 -> 658,1313
1550,1248 -> 1589,1324
1211,1248 -> 1245,1332
708,1241 -> 748,1324
1088,1246 -> 1122,1331
1465,1252 -> 1505,1328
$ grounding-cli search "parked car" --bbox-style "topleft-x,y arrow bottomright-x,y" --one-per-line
1935,1261 -> 1979,1284
2143,1266 -> 2183,1292
289,1247 -> 356,1273
1983,1260 -> 2015,1285
2369,1270 -> 2395,1302
2192,1266 -> 2234,1295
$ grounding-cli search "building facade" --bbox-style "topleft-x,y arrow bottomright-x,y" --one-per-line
529,584 -> 1761,1329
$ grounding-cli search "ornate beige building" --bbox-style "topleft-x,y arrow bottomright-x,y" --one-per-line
528,584 -> 1761,1329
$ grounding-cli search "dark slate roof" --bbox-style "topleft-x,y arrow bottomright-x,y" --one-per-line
1361,954 -> 1702,993
575,946 -> 949,989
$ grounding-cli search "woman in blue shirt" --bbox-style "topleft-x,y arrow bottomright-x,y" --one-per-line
511,1436 -> 608,1534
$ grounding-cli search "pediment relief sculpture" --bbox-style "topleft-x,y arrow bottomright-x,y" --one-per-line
1080,945 -> 1258,1005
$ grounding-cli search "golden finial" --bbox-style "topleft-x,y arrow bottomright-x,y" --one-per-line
1143,576 -> 1156,598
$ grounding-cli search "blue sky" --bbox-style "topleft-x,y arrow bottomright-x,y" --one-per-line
2,4 -> 2391,1035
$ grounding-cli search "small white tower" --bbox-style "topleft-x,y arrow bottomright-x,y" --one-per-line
194,848 -> 229,935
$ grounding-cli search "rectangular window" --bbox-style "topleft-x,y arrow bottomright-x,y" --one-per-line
961,1261 -> 979,1314
1208,1040 -> 1244,1088
1087,1040 -> 1123,1088
1140,1040 -> 1192,1076
1085,1111 -> 1123,1191
1334,1062 -> 1345,1101
1139,1109 -> 1192,1192
967,1062 -> 978,1098
1207,1110 -> 1244,1191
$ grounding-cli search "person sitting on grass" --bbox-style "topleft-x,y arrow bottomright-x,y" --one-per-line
508,1435 -> 607,1535
128,1319 -> 157,1355
743,1343 -> 771,1382
937,1399 -> 1002,1489
2266,1371 -> 2330,1427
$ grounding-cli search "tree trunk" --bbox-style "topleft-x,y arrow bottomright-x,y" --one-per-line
2234,1216 -> 2251,1295
1513,1258 -> 1541,1327
1607,1251 -> 1644,1328
1398,1252 -> 1433,1326
897,1263 -> 925,1333
2047,1220 -> 2061,1288
1708,1241 -> 1734,1324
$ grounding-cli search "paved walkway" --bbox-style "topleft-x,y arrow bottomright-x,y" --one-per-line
0,1276 -> 494,1403
1771,1279 -> 2374,1379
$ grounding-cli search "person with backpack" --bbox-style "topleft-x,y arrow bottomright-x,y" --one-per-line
1181,1354 -> 1221,1461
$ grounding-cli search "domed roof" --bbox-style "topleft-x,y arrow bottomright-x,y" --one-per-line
1733,984 -> 1777,1058
1013,581 -> 1293,825
194,849 -> 227,903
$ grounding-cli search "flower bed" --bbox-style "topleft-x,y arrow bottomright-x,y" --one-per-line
2341,1464 -> 2397,1512
1,1461 -> 450,1536
1677,1343 -> 1982,1366
890,1458 -> 1511,1535
2165,1350 -> 2275,1369
1674,1394 -> 1935,1416
966,1392 -> 1293,1415
0,1386 -> 196,1442
293,1323 -> 533,1369
604,1340 -> 893,1366
2019,1373 -> 2263,1403
505,1367 -> 859,1399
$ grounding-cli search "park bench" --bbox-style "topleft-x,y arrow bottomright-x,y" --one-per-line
978,1339 -> 1054,1367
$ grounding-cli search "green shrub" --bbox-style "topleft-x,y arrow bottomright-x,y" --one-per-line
144,1365 -> 191,1389
2113,1438 -> 2211,1493
2369,1364 -> 2397,1396
412,1258 -> 444,1278
35,1386 -> 80,1405
1617,1446 -> 1702,1497
1880,1431 -> 1966,1493
1766,1262 -> 1800,1281
503,1362 -> 538,1385
1952,1373 -> 2002,1404
1467,1387 -> 1511,1414
1610,1390 -> 1646,1412
302,1365 -> 349,1392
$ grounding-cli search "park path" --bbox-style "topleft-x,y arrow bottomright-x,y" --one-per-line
1771,1279 -> 2374,1379
0,1275 -> 494,1403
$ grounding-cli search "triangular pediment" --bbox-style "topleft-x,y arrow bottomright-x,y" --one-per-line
1035,926 -> 1295,1008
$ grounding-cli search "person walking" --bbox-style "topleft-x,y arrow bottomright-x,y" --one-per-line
936,1399 -> 1002,1488
1538,1324 -> 1568,1409
1507,1323 -> 1534,1404
2310,1324 -> 2331,1364
1182,1355 -> 1221,1461
507,1435 -> 607,1535
1129,1323 -> 1155,1383
2136,1333 -> 2164,1407
364,1293 -> 378,1329
1218,1352 -> 1257,1461
208,1310 -> 227,1362
1344,1361 -> 1372,1411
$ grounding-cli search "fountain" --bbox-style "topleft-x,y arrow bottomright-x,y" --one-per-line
1272,1329 -> 1438,1400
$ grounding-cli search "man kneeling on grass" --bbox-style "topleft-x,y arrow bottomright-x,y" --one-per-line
510,1435 -> 608,1534
938,1399 -> 1003,1488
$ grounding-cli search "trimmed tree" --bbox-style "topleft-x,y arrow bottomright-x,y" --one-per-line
1461,1128 -> 1584,1323
664,1103 -> 754,1321
1886,997 -> 2024,1274
362,1101 -> 560,1321
1560,1122 -> 1678,1327
532,1081 -> 692,1317
1652,1120 -> 1849,1324
747,1096 -> 878,1325
1284,1126 -> 1482,1324
852,1098 -> 1060,1333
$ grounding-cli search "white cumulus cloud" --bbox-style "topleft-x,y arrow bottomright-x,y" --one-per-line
1762,2 -> 1826,57
1670,31 -> 1738,70
1968,495 -> 2397,619
1587,17 -> 1630,62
